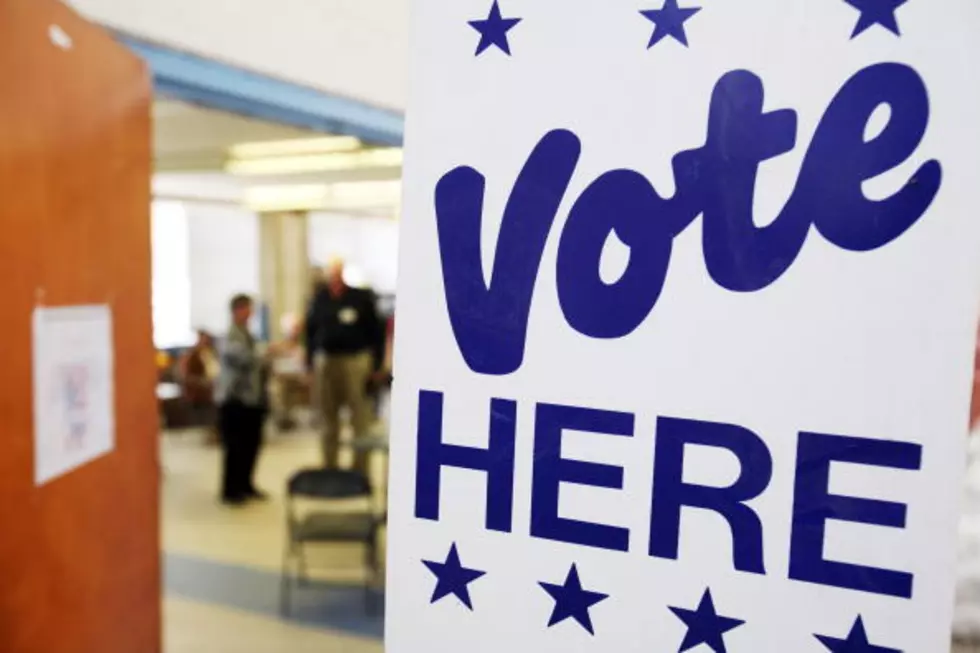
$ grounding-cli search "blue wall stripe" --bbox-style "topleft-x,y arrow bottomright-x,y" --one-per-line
121,36 -> 404,146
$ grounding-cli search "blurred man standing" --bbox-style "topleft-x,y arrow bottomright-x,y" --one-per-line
306,259 -> 384,472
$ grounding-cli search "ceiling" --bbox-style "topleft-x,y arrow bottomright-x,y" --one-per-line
153,99 -> 318,171
152,98 -> 402,214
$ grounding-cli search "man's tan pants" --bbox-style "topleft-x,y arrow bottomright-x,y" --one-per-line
316,350 -> 373,472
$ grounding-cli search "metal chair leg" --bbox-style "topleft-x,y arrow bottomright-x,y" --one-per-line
364,531 -> 381,614
297,542 -> 310,587
280,541 -> 293,617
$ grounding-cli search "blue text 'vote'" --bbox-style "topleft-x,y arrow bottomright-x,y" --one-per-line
435,63 -> 940,375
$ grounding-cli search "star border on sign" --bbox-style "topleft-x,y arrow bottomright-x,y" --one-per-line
815,615 -> 902,653
640,0 -> 702,49
843,0 -> 909,39
669,588 -> 745,653
539,563 -> 609,635
422,542 -> 487,610
469,0 -> 523,56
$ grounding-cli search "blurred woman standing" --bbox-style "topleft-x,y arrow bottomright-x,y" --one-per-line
215,295 -> 268,505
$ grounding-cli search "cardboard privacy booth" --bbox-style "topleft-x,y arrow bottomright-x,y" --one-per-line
386,1 -> 980,650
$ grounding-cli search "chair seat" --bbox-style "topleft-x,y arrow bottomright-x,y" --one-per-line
288,468 -> 371,499
292,512 -> 377,542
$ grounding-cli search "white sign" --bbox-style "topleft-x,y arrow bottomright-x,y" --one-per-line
387,1 -> 980,651
33,305 -> 115,485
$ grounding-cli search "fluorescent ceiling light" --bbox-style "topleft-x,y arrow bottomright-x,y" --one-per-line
245,184 -> 328,211
227,148 -> 403,176
229,136 -> 362,159
327,180 -> 402,205
244,181 -> 402,212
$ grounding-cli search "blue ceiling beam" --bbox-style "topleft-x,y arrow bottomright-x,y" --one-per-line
120,35 -> 404,146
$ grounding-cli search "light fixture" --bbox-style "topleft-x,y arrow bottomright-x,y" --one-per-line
327,180 -> 402,206
244,180 -> 402,212
227,148 -> 403,176
229,136 -> 362,159
244,185 -> 329,211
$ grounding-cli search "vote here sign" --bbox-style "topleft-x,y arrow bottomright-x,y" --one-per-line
385,1 -> 980,651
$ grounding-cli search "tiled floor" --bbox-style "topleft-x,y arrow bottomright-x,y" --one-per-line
162,426 -> 384,653
165,597 -> 379,653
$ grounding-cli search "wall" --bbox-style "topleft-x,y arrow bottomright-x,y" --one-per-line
309,212 -> 400,293
152,205 -> 399,344
65,0 -> 409,111
151,200 -> 193,347
150,199 -> 260,346
187,203 -> 260,337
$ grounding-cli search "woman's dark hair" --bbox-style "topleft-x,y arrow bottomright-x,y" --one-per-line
230,294 -> 253,312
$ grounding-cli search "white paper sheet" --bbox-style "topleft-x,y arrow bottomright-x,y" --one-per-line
33,305 -> 115,486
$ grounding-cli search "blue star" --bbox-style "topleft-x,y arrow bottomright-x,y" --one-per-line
539,564 -> 609,635
422,543 -> 486,610
843,0 -> 908,38
640,0 -> 702,49
816,616 -> 902,653
669,589 -> 745,653
469,1 -> 522,56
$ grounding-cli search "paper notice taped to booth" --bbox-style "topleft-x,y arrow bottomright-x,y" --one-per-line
33,305 -> 115,486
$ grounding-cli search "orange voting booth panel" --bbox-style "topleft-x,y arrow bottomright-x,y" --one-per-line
0,1 -> 160,652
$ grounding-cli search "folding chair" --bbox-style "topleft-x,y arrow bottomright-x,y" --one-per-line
280,468 -> 381,616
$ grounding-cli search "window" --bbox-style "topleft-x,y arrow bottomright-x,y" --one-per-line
151,200 -> 194,348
